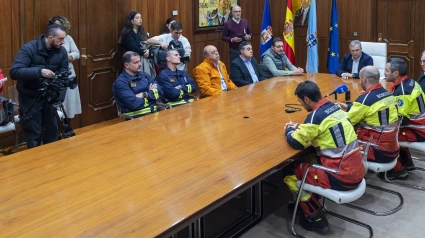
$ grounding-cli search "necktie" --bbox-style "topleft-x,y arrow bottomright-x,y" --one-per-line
298,9 -> 304,25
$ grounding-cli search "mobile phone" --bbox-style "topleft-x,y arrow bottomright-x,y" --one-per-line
237,34 -> 243,38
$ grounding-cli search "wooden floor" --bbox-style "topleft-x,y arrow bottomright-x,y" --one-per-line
0,118 -> 123,158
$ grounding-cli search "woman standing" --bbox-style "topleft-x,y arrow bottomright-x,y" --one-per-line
161,18 -> 176,34
119,12 -> 154,76
49,15 -> 82,119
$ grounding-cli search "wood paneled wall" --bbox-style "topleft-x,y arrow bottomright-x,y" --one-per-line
0,0 -> 425,133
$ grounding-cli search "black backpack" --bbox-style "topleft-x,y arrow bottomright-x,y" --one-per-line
0,96 -> 13,126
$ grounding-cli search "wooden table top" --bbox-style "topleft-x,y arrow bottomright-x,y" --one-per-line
0,73 -> 361,237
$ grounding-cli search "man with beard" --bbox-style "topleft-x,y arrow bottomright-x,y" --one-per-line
10,24 -> 68,149
284,80 -> 364,233
260,37 -> 304,79
113,51 -> 163,118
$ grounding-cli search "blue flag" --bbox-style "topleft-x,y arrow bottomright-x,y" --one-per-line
327,0 -> 339,74
306,0 -> 318,73
259,0 -> 273,57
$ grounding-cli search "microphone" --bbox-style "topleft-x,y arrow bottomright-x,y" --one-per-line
324,84 -> 349,97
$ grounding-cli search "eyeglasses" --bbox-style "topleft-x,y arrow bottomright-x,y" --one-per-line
273,45 -> 284,49
243,47 -> 253,51
172,31 -> 182,35
420,60 -> 425,64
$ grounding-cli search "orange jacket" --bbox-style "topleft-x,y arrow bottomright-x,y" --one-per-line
193,59 -> 237,97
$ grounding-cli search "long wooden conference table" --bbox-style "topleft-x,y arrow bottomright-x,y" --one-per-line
0,73 -> 363,237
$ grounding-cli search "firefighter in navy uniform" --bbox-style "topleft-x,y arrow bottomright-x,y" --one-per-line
284,81 -> 365,233
383,58 -> 425,179
157,49 -> 197,107
113,51 -> 163,118
338,66 -> 400,164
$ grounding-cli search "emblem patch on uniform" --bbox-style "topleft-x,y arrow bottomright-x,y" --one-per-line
397,98 -> 404,106
130,83 -> 137,87
169,77 -> 175,83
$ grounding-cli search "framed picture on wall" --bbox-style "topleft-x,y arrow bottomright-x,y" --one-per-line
294,0 -> 310,27
194,0 -> 239,32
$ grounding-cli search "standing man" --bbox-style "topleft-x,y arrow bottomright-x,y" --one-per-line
193,45 -> 237,97
338,66 -> 400,165
147,21 -> 191,71
157,49 -> 197,106
112,51 -> 163,118
230,42 -> 265,87
260,37 -> 304,79
10,24 -> 69,148
284,80 -> 364,233
336,40 -> 373,79
294,0 -> 311,26
222,5 -> 252,62
383,58 -> 425,179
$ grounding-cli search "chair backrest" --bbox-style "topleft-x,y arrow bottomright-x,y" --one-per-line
360,42 -> 387,79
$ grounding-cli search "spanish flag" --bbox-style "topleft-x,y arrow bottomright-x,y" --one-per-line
283,0 -> 295,64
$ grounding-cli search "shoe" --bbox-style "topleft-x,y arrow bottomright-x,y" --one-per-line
406,165 -> 416,171
299,212 -> 329,233
378,168 -> 409,180
287,201 -> 303,215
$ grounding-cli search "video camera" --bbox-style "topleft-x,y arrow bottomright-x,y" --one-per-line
147,40 -> 189,67
38,70 -> 75,103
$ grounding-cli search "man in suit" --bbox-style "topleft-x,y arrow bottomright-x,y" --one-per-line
417,51 -> 425,92
294,0 -> 310,26
230,41 -> 265,87
336,40 -> 374,79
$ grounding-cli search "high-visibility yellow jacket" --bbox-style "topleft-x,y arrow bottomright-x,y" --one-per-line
286,98 -> 364,184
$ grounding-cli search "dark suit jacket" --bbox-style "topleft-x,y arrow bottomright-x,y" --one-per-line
335,53 -> 374,78
294,7 -> 310,26
230,57 -> 265,87
418,72 -> 425,92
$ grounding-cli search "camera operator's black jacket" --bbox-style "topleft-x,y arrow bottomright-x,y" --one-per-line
10,35 -> 69,97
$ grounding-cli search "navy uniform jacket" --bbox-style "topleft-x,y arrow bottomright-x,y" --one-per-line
157,67 -> 197,102
417,72 -> 425,93
335,52 -> 373,78
112,70 -> 163,113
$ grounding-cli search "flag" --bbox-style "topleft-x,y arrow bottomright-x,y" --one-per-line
283,0 -> 295,64
306,0 -> 318,73
327,0 -> 339,74
259,0 -> 273,57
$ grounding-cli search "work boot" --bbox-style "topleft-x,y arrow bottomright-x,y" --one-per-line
378,167 -> 409,180
299,210 -> 329,233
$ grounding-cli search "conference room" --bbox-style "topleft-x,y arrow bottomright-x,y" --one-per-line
1,0 -> 425,237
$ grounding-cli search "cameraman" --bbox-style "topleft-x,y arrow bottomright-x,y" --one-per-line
147,21 -> 191,71
10,24 -> 68,149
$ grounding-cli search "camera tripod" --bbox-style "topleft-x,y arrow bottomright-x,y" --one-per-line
38,102 -> 75,146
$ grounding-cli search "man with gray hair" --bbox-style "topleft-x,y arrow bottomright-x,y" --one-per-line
336,40 -> 373,79
338,66 -> 399,167
417,51 -> 425,91
156,49 -> 197,106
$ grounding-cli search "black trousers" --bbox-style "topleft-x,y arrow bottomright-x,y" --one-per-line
229,48 -> 240,62
18,94 -> 58,149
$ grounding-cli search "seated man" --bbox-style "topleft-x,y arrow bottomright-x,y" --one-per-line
383,58 -> 425,179
157,49 -> 197,106
336,40 -> 373,79
147,21 -> 191,71
230,41 -> 265,87
338,66 -> 400,164
112,51 -> 163,118
284,80 -> 364,233
193,45 -> 237,97
260,37 -> 304,79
